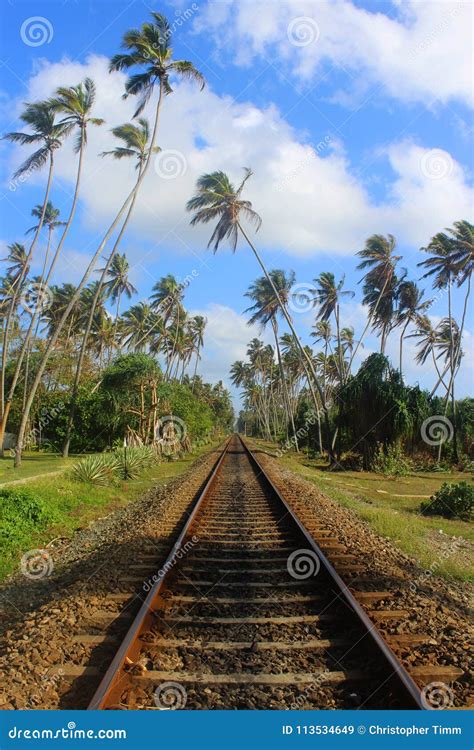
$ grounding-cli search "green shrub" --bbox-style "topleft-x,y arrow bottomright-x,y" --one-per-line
72,455 -> 119,486
0,488 -> 56,555
372,443 -> 411,477
337,451 -> 364,471
113,447 -> 155,480
420,481 -> 473,520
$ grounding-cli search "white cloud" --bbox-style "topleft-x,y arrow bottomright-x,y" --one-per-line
4,54 -> 473,266
198,0 -> 473,108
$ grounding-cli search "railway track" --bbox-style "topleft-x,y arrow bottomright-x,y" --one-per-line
81,434 -> 431,710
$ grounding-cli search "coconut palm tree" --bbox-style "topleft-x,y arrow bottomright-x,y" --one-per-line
309,272 -> 354,383
352,234 -> 401,363
187,167 -> 332,455
14,11 -> 205,467
62,119 -> 154,457
121,303 -> 158,352
244,270 -> 299,449
1,102 -> 67,450
1,80 -> 104,456
103,254 -> 137,343
189,315 -> 207,390
396,280 -> 431,377
150,275 -> 185,373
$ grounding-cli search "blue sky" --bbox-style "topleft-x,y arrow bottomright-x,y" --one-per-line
0,0 -> 473,407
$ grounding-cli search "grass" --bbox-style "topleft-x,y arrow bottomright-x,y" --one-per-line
0,451 -> 78,484
253,439 -> 474,583
0,442 -> 218,581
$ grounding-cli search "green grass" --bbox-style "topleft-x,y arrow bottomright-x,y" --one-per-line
253,439 -> 474,583
0,452 -> 78,484
0,443 -> 218,581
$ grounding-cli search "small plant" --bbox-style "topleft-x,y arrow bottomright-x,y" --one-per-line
72,455 -> 118,486
336,451 -> 364,471
372,443 -> 411,477
113,446 -> 155,479
420,481 -> 473,520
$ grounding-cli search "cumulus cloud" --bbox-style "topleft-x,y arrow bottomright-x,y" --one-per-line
5,55 -> 472,265
197,0 -> 473,108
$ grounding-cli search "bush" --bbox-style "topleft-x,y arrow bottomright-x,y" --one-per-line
0,488 -> 55,555
71,455 -> 119,486
420,481 -> 473,520
336,451 -> 364,471
372,443 -> 412,477
113,447 -> 155,479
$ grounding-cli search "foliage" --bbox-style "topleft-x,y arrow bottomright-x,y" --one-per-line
0,487 -> 56,558
420,481 -> 473,520
71,454 -> 119,485
372,443 -> 412,477
113,446 -> 155,479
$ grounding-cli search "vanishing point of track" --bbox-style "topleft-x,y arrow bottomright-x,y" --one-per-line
85,435 -> 426,710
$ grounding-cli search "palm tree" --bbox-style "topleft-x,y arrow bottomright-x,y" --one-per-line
14,11 -> 205,466
62,119 -> 154,457
150,275 -> 185,372
121,303 -> 158,352
186,168 -> 332,456
310,272 -> 354,383
244,270 -> 299,449
103,254 -> 137,344
352,234 -> 401,363
396,280 -> 431,377
419,229 -> 461,461
0,80 -> 103,456
189,315 -> 206,389
1,102 -> 67,450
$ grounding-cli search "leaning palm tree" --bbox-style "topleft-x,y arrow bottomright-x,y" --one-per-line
1,102 -> 67,449
62,118 -> 156,457
103,254 -> 137,343
121,302 -> 157,352
186,168 -> 332,455
310,272 -> 354,384
244,270 -> 299,449
14,11 -> 205,467
396,280 -> 431,377
0,80 -> 104,455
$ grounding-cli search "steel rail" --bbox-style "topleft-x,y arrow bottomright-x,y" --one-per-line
88,436 -> 232,709
239,435 -> 425,710
88,433 -> 426,710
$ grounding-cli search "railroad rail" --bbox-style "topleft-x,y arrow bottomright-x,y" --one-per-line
81,434 -> 431,710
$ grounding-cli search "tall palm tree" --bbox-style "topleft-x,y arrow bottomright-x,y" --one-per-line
186,168 -> 332,456
396,280 -> 431,377
15,11 -> 205,467
62,119 -> 154,457
351,233 -> 401,364
189,315 -> 207,389
1,102 -> 67,450
121,302 -> 158,352
0,80 -> 104,455
419,228 -> 461,461
310,272 -> 354,384
150,275 -> 185,372
244,270 -> 299,449
103,254 -> 137,344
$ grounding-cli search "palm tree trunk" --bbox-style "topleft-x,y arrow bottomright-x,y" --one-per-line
348,270 -> 393,371
272,317 -> 298,451
0,139 -> 87,455
14,83 -> 165,468
0,152 -> 54,455
61,167 -> 143,458
335,305 -> 344,384
237,221 -> 333,458
399,319 -> 410,377
192,342 -> 200,392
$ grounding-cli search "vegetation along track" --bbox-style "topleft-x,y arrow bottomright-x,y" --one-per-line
77,434 -> 447,711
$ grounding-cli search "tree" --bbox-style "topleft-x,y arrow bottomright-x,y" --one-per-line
1,102 -> 67,451
396,280 -> 431,377
186,168 -> 332,455
310,272 -> 354,384
351,234 -> 401,365
14,11 -> 205,466
189,315 -> 207,390
0,79 -> 104,455
244,270 -> 299,448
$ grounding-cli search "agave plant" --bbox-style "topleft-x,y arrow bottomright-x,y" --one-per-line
72,454 -> 119,485
113,446 -> 155,479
